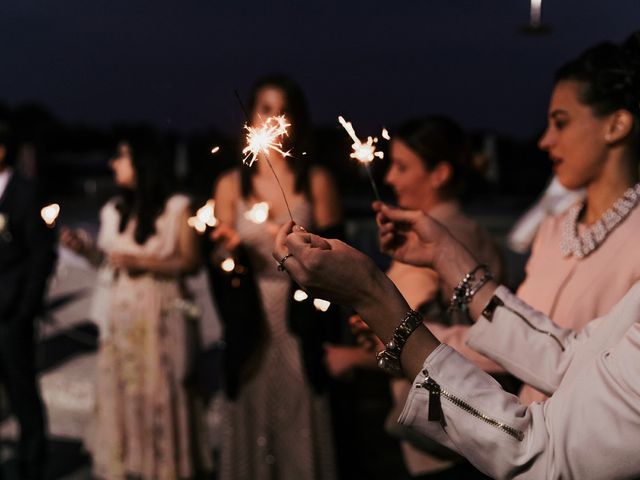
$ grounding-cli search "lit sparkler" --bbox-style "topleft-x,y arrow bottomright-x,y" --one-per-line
338,116 -> 383,202
41,203 -> 60,227
242,115 -> 291,167
381,128 -> 391,141
244,202 -> 270,224
240,112 -> 295,222
188,200 -> 217,233
221,257 -> 236,272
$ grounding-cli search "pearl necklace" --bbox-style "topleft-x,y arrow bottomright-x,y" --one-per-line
560,183 -> 640,258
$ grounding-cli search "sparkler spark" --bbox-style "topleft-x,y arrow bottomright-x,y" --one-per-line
188,200 -> 217,233
221,257 -> 236,272
381,128 -> 391,141
338,116 -> 383,201
41,203 -> 60,227
211,146 -> 220,154
338,116 -> 385,164
313,298 -> 331,312
242,115 -> 291,167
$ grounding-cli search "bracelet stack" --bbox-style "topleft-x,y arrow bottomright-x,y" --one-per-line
449,264 -> 493,313
376,309 -> 423,376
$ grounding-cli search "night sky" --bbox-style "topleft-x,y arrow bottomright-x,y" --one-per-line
2,1 -> 639,139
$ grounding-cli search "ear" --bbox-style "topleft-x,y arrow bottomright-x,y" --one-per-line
429,162 -> 453,190
605,110 -> 634,144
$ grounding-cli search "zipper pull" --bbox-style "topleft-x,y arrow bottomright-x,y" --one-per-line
420,370 -> 443,423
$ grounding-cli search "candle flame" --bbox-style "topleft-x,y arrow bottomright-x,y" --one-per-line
41,203 -> 60,226
313,298 -> 331,312
244,202 -> 270,224
242,115 -> 291,167
221,257 -> 236,272
188,200 -> 217,233
338,116 -> 384,164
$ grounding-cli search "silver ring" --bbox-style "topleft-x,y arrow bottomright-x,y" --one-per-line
277,253 -> 293,272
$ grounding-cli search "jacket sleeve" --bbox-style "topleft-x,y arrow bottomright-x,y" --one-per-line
465,283 -> 640,395
14,187 -> 57,323
399,330 -> 640,479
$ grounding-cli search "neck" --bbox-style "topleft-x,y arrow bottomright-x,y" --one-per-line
0,164 -> 7,174
419,192 -> 450,214
583,149 -> 639,225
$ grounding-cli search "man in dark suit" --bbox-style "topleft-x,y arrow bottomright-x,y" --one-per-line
0,125 -> 56,480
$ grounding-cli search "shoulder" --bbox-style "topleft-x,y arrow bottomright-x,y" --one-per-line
214,169 -> 241,198
309,166 -> 339,200
165,193 -> 191,213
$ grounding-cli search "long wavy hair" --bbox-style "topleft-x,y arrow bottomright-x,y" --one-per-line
113,129 -> 175,245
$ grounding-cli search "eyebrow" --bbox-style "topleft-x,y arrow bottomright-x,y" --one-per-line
549,109 -> 569,118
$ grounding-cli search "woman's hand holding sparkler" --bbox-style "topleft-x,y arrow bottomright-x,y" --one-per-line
210,223 -> 241,252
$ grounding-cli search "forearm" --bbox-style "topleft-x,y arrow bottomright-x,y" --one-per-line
136,255 -> 199,276
353,269 -> 441,379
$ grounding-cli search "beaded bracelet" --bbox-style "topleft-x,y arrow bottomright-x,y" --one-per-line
376,309 -> 423,376
448,264 -> 493,314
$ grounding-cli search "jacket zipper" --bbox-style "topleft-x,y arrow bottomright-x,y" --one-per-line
487,296 -> 565,352
417,369 -> 524,441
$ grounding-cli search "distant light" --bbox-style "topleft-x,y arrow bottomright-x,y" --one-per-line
244,202 -> 270,224
41,203 -> 60,227
188,200 -> 217,233
294,290 -> 308,302
302,152 -> 307,156
313,299 -> 331,312
221,257 -> 235,272
211,146 -> 220,154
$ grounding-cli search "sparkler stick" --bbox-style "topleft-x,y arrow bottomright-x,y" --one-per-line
338,116 -> 383,202
235,91 -> 295,223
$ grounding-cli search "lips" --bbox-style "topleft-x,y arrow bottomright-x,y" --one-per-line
550,156 -> 562,170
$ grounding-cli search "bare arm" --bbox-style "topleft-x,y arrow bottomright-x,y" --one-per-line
310,167 -> 342,230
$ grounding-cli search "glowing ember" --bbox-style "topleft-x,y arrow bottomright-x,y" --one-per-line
293,289 -> 309,302
211,146 -> 220,154
244,202 -> 270,224
338,116 -> 384,164
242,115 -> 291,167
221,257 -> 236,272
313,298 -> 331,312
381,128 -> 391,141
188,200 -> 217,233
41,203 -> 60,227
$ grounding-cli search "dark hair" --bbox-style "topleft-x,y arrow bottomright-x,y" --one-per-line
394,115 -> 470,196
113,129 -> 175,245
555,31 -> 640,148
240,74 -> 312,198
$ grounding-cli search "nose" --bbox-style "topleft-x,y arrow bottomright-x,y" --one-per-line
384,165 -> 395,186
538,126 -> 553,151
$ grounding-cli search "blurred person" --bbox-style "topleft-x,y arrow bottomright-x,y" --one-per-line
324,116 -> 501,479
0,125 -> 56,480
61,134 -> 210,480
210,74 -> 342,480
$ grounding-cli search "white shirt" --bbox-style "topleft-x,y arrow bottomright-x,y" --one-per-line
0,168 -> 13,201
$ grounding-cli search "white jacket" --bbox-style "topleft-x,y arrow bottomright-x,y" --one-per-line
399,282 -> 640,479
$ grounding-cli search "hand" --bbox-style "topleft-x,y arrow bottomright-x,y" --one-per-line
273,221 -> 386,310
349,314 -> 383,352
323,344 -> 370,378
60,227 -> 91,255
109,252 -> 145,273
373,202 -> 452,268
210,223 -> 241,252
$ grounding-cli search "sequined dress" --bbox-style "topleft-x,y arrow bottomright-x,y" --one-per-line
219,198 -> 336,480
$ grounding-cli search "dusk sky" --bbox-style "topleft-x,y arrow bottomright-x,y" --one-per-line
2,1 -> 639,139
